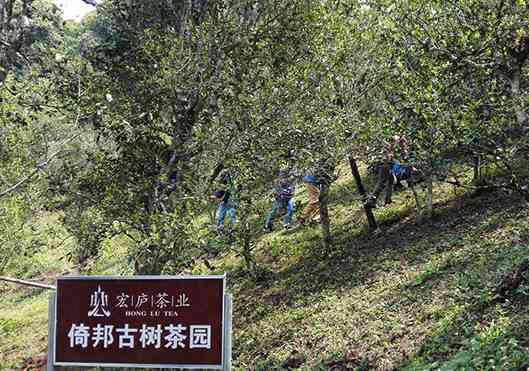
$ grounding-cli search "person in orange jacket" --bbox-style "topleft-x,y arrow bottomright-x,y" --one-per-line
298,175 -> 320,225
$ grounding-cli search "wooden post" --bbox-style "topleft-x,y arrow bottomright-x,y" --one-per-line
348,156 -> 378,230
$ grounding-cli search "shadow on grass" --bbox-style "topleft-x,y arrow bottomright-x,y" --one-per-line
262,192 -> 522,297
390,207 -> 529,369
328,175 -> 424,238
232,190 -> 529,368
395,297 -> 529,370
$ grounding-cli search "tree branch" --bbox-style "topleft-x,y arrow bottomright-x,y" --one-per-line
0,276 -> 56,290
80,0 -> 98,6
0,132 -> 80,200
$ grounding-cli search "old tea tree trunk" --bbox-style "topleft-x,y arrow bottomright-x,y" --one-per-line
319,182 -> 332,250
316,158 -> 336,251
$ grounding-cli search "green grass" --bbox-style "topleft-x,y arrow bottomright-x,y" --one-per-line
228,173 -> 529,370
2,168 -> 529,370
0,211 -> 72,370
0,289 -> 50,370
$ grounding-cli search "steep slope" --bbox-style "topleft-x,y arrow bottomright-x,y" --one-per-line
1,173 -> 529,370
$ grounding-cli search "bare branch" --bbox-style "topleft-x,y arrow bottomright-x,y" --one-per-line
0,276 -> 56,290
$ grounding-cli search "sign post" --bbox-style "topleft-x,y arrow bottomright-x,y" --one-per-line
222,294 -> 232,371
48,275 -> 231,370
47,292 -> 56,371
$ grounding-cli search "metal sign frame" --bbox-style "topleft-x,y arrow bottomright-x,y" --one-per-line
48,275 -> 232,370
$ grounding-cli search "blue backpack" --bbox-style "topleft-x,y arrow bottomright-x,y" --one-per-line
391,163 -> 412,180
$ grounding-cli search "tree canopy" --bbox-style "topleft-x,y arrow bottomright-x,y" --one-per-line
1,0 -> 529,275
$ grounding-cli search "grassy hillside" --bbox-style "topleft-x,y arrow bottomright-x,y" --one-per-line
1,170 -> 529,370
231,178 -> 529,370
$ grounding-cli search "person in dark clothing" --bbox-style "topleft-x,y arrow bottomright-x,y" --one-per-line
264,170 -> 296,231
211,171 -> 237,231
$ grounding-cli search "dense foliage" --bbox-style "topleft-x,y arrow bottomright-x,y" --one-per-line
1,0 -> 528,273
3,0 -> 529,369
